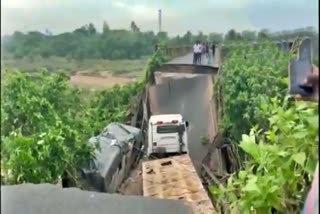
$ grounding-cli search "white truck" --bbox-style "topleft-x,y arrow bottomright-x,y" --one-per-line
147,114 -> 189,157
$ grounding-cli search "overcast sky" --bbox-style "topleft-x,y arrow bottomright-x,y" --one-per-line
1,0 -> 319,36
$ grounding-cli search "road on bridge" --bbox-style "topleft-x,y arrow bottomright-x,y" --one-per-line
167,50 -> 219,67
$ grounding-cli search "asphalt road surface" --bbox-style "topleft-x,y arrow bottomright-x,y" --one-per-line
1,184 -> 194,214
168,51 -> 214,66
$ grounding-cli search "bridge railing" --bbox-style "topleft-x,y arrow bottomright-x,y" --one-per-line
219,40 -> 296,62
163,44 -> 222,67
161,39 -> 299,63
157,45 -> 193,59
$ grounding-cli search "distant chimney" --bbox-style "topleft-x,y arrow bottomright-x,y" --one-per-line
158,9 -> 162,33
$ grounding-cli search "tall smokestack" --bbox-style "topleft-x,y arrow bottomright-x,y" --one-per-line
158,9 -> 162,33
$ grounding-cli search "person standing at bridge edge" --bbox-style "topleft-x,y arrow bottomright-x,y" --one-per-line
193,41 -> 201,64
193,41 -> 197,64
205,43 -> 209,59
211,43 -> 216,57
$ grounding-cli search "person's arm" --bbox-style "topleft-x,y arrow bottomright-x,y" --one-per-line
303,164 -> 319,214
300,65 -> 319,214
296,65 -> 319,101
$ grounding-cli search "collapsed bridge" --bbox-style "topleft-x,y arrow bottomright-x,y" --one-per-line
2,39 -> 312,214
144,64 -> 219,173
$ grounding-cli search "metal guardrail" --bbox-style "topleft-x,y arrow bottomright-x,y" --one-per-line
168,46 -> 192,59
158,45 -> 192,59
163,39 -> 302,61
219,39 -> 298,62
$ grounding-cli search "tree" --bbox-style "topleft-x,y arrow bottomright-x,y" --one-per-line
73,24 -> 96,36
9,24 -> 316,62
258,29 -> 270,39
102,21 -> 110,34
241,30 -> 256,41
182,31 -> 193,44
87,23 -> 96,35
225,29 -> 237,40
45,29 -> 52,36
197,31 -> 206,42
156,32 -> 169,43
208,33 -> 223,44
130,21 -> 140,33
12,31 -> 25,38
74,25 -> 89,35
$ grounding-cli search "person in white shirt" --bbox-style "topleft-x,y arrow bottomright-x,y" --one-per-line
193,41 -> 201,64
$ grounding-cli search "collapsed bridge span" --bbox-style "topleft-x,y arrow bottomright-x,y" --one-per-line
143,64 -> 219,174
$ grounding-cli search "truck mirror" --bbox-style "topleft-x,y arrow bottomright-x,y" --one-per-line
185,121 -> 189,128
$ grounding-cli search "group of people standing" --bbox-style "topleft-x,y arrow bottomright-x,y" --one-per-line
193,41 -> 215,65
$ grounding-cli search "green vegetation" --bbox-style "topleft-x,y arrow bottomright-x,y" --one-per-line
2,27 -> 154,60
0,47 -> 168,185
216,41 -> 292,141
1,23 -> 318,212
144,45 -> 169,83
1,23 -> 196,61
212,40 -> 318,213
1,56 -> 149,76
1,25 -> 317,79
0,70 -> 143,185
2,24 -> 317,62
212,101 -> 318,213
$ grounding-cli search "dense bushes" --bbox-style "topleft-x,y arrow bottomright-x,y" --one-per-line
211,100 -> 318,213
212,40 -> 319,213
216,41 -> 292,141
2,25 -> 189,61
1,70 -> 93,184
144,45 -> 169,83
2,29 -> 159,60
0,70 -> 142,185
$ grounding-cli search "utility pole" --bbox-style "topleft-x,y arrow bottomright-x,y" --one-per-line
158,9 -> 162,33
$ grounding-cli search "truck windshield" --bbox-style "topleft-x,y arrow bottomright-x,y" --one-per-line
156,125 -> 185,134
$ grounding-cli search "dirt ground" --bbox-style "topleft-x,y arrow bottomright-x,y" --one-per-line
118,161 -> 143,196
70,72 -> 135,89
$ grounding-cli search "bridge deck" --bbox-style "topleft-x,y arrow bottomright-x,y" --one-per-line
142,155 -> 216,214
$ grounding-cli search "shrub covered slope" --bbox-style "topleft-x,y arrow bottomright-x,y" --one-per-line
212,40 -> 318,213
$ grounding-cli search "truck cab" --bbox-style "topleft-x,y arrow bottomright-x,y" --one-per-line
147,114 -> 189,157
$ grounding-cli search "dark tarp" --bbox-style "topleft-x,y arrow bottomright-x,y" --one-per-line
81,123 -> 142,192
